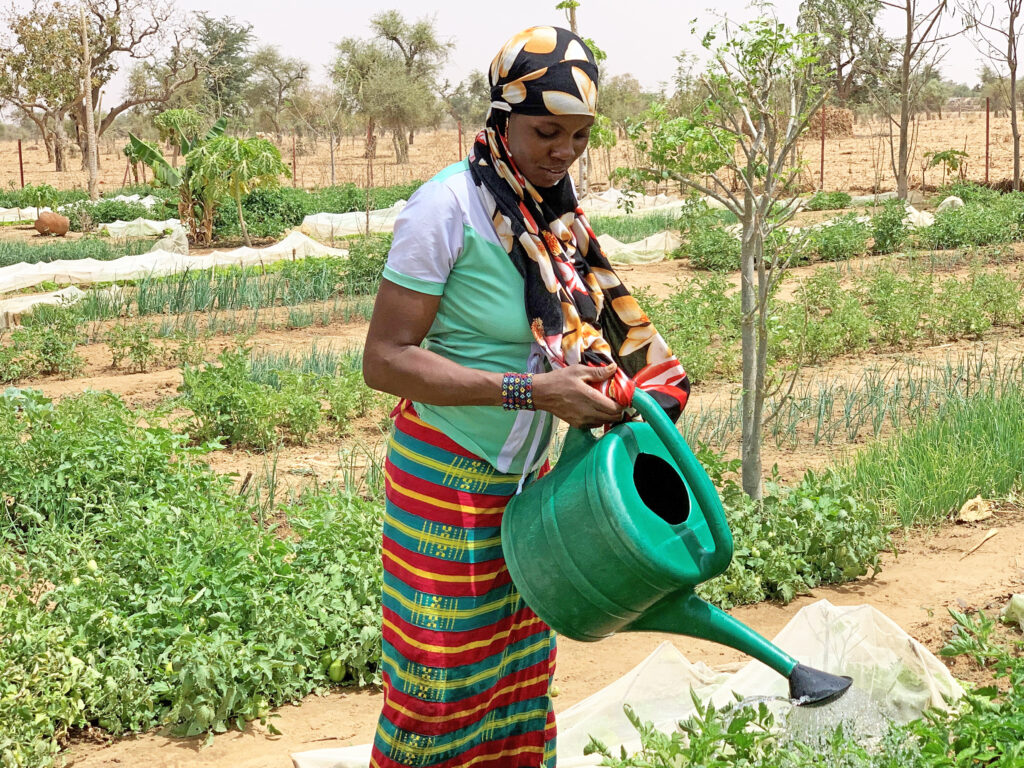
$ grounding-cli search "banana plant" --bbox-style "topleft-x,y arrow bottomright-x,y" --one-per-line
127,117 -> 228,245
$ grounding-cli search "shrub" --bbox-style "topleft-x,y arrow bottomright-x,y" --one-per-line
804,190 -> 852,211
778,268 -> 871,364
0,183 -> 87,210
939,276 -> 991,340
685,225 -> 741,271
864,268 -> 933,347
917,201 -> 1015,250
942,180 -> 1000,204
640,274 -> 741,382
871,198 -> 909,254
65,200 -> 154,232
697,457 -> 889,608
809,213 -> 871,262
0,389 -> 384,764
7,309 -> 84,378
105,322 -> 160,372
179,348 -> 324,450
341,233 -> 392,293
972,270 -> 1023,326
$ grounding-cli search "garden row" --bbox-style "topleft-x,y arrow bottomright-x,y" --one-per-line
1,179 -> 422,243
589,182 -> 1024,270
6,360 -> 1024,764
589,605 -> 1023,768
644,262 -> 1024,384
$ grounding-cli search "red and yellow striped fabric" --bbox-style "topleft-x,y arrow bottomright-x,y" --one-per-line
371,400 -> 556,768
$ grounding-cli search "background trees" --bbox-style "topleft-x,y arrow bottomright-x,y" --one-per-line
332,11 -> 450,164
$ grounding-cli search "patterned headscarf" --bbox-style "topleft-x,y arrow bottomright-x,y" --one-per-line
469,26 -> 690,420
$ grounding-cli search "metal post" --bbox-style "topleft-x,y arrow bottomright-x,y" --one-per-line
819,108 -> 826,191
986,97 -> 991,184
17,139 -> 25,188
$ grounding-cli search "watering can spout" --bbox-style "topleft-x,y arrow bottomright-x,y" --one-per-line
625,591 -> 800,678
625,591 -> 852,706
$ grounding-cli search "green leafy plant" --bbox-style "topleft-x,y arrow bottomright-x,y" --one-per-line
9,309 -> 84,378
809,214 -> 870,262
105,322 -> 160,372
805,190 -> 852,211
188,136 -> 290,246
685,224 -> 742,271
925,148 -> 969,185
870,198 -> 909,254
0,389 -> 384,765
127,117 -> 228,245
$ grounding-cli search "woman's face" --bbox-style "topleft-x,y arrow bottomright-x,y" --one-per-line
506,112 -> 594,188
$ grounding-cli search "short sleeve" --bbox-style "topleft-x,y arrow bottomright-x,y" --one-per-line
383,180 -> 465,296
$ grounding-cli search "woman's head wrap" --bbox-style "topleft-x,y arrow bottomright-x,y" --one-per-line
468,27 -> 690,421
487,26 -> 599,117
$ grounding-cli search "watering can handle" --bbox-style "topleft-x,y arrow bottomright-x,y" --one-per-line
630,389 -> 733,575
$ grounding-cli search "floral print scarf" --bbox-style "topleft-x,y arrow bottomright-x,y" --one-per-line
468,25 -> 690,420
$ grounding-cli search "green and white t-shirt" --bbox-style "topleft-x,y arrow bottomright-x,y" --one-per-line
382,159 -> 553,475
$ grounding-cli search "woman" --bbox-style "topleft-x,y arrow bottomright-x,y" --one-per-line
362,26 -> 690,768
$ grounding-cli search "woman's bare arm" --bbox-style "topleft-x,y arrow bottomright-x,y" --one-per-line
362,280 -> 624,428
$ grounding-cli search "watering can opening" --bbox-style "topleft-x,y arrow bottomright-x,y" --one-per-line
633,453 -> 690,526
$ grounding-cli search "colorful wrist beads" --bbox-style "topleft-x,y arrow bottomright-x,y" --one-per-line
501,372 -> 535,411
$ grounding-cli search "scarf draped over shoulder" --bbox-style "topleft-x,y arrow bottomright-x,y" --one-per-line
469,25 -> 690,420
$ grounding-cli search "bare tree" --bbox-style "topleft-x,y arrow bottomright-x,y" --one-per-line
870,0 -> 960,198
73,0 -> 207,168
960,0 -> 1024,188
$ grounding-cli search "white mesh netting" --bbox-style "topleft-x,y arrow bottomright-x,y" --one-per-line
291,600 -> 962,768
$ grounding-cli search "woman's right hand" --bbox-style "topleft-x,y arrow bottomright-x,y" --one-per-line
532,363 -> 625,429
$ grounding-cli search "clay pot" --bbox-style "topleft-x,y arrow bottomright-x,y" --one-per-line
34,211 -> 70,237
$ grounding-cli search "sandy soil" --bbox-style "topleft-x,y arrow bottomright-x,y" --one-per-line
2,198 -> 1023,765
2,112 -> 1021,195
63,507 -> 1024,768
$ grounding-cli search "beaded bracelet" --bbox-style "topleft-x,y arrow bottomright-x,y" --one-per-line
501,372 -> 535,411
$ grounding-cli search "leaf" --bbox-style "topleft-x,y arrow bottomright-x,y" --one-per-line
127,133 -> 181,189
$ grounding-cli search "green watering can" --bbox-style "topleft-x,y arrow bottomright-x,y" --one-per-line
502,389 -> 851,705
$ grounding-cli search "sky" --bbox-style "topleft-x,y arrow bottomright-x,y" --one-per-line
7,0 -> 989,102
165,0 -> 984,91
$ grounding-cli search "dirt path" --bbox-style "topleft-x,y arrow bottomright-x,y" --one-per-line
66,509 -> 1024,768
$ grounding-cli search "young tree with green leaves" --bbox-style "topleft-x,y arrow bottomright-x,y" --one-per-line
619,14 -> 828,499
189,136 -> 289,247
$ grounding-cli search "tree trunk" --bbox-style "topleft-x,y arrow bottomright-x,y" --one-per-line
81,8 -> 99,201
235,191 -> 251,247
364,119 -> 377,159
53,118 -> 70,173
392,129 -> 410,164
739,187 -> 763,500
896,10 -> 912,200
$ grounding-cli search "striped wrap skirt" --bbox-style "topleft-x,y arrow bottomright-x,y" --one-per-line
370,400 -> 557,768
